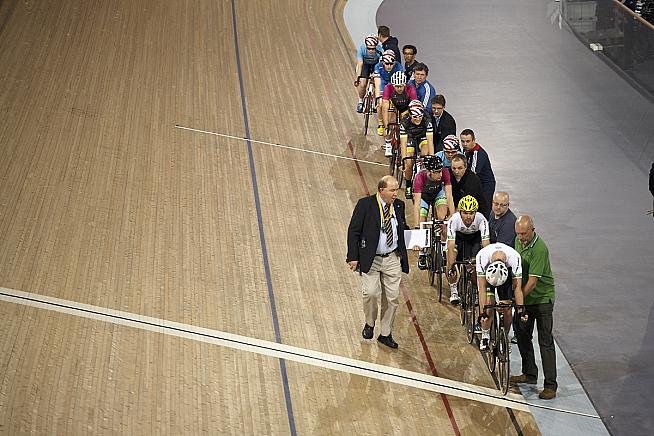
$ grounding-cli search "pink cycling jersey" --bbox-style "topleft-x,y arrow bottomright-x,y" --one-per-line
413,168 -> 451,194
382,83 -> 418,101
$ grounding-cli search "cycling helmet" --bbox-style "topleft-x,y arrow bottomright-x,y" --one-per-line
442,134 -> 460,152
424,155 -> 443,172
408,100 -> 423,118
364,34 -> 378,48
458,195 -> 478,212
485,261 -> 509,287
381,49 -> 396,64
390,70 -> 406,86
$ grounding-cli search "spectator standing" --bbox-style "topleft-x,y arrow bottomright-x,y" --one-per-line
511,215 -> 558,400
461,129 -> 496,218
489,191 -> 517,246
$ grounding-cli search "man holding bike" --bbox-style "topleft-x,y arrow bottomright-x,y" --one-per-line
400,100 -> 434,199
445,195 -> 490,304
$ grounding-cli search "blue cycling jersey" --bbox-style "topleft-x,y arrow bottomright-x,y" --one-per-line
374,61 -> 404,91
435,150 -> 452,168
356,42 -> 383,65
409,79 -> 437,108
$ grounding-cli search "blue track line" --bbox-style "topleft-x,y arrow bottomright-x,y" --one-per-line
230,1 -> 297,434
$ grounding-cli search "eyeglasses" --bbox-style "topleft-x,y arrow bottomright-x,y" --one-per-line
366,47 -> 376,51
383,62 -> 394,66
492,202 -> 509,208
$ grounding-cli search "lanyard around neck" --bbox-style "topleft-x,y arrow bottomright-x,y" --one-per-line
376,194 -> 393,223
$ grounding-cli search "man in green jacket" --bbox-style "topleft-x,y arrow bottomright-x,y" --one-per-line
510,215 -> 558,400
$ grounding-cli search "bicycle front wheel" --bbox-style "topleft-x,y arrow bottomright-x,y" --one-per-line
497,326 -> 510,395
466,284 -> 478,344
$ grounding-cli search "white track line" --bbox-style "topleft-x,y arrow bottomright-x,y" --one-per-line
0,287 -> 600,418
174,124 -> 387,167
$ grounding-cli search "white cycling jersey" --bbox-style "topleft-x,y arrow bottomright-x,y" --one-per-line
475,242 -> 522,278
447,212 -> 489,241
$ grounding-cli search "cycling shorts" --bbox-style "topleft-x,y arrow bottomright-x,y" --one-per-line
454,231 -> 481,262
406,138 -> 428,156
360,63 -> 376,79
420,192 -> 447,217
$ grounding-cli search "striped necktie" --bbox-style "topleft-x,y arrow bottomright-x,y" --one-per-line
383,204 -> 393,246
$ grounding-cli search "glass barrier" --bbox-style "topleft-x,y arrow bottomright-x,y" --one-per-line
559,0 -> 654,97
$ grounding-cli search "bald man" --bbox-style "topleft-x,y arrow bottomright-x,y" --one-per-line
489,192 -> 517,246
346,175 -> 410,349
511,215 -> 557,400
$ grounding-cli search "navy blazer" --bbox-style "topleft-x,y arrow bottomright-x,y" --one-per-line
346,194 -> 410,274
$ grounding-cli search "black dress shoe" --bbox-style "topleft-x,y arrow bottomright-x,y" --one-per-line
362,324 -> 374,339
377,334 -> 398,349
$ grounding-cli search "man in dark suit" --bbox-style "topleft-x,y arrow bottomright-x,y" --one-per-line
346,175 -> 409,349
430,95 -> 456,153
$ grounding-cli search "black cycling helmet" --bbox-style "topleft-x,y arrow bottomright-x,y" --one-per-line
424,155 -> 443,172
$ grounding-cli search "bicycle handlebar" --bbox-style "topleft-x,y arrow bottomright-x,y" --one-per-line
483,302 -> 514,311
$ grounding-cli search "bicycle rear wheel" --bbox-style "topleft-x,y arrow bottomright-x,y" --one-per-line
497,326 -> 510,395
484,313 -> 497,373
436,243 -> 443,302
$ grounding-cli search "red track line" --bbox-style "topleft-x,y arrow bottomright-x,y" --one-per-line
347,140 -> 461,436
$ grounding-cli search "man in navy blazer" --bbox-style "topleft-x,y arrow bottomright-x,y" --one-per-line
346,176 -> 409,349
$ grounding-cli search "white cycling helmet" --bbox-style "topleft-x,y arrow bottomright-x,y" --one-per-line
390,71 -> 406,86
485,261 -> 509,287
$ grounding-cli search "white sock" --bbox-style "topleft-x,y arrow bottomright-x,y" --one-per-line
358,98 -> 363,103
450,283 -> 458,293
481,328 -> 490,339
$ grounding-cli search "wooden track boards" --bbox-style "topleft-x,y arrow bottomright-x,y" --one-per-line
0,0 -> 539,434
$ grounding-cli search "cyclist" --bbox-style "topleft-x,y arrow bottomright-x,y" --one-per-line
400,100 -> 434,199
374,50 -> 404,136
435,134 -> 462,169
354,34 -> 383,113
381,70 -> 417,157
412,155 -> 455,269
408,63 -> 436,110
475,243 -> 526,351
430,95 -> 456,152
446,195 -> 490,304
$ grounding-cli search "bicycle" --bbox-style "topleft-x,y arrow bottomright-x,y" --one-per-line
420,218 -> 448,301
452,258 -> 477,340
359,74 -> 377,136
386,108 -> 401,177
482,301 -> 514,395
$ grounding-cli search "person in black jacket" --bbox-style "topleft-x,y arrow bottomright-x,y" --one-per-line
378,26 -> 401,62
346,175 -> 409,349
430,95 -> 456,153
448,154 -> 489,217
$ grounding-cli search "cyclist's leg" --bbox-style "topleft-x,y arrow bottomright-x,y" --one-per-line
357,64 -> 372,99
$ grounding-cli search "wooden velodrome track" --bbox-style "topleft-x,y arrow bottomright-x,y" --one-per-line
0,0 -> 542,434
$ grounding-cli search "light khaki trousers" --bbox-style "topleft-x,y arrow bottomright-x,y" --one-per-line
361,252 -> 401,336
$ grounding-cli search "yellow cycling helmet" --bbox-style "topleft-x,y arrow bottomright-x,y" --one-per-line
458,195 -> 478,212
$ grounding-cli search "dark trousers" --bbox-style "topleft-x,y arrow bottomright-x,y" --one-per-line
514,302 -> 558,391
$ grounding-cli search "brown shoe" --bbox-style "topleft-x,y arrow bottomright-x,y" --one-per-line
509,374 -> 537,385
538,388 -> 557,400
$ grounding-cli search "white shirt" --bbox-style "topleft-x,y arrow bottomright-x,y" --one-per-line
475,242 -> 522,279
447,212 -> 490,241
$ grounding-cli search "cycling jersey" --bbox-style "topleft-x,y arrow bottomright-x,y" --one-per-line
374,61 -> 404,90
356,42 -> 383,66
475,243 -> 522,279
408,78 -> 437,109
399,113 -> 433,139
447,212 -> 490,240
413,169 -> 451,196
382,83 -> 417,112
